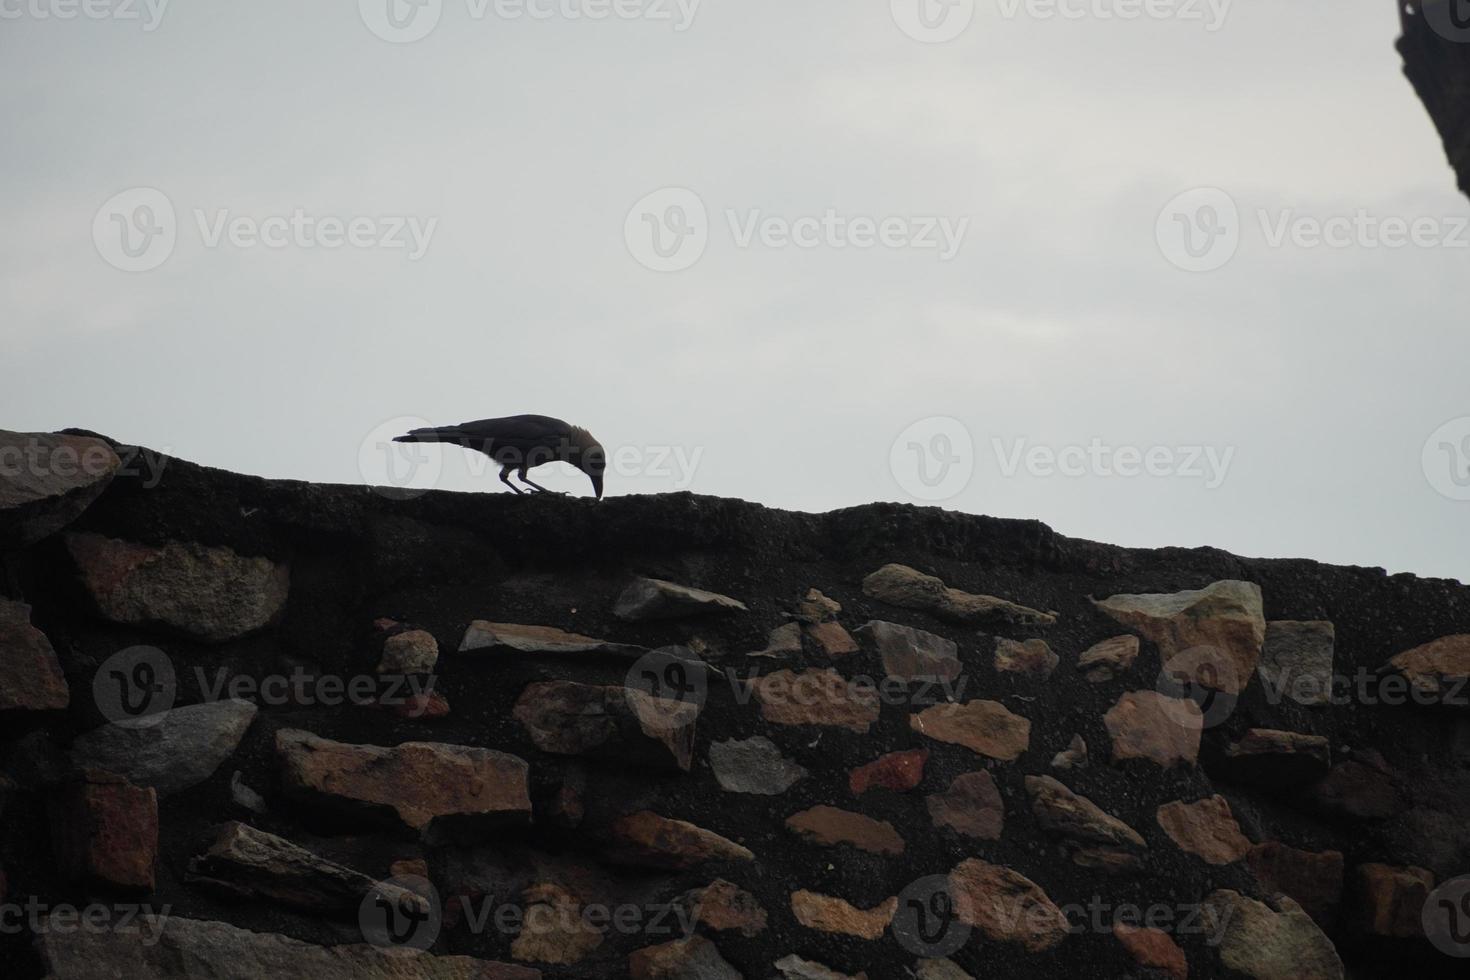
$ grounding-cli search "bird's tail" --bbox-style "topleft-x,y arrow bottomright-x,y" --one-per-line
392,425 -> 463,444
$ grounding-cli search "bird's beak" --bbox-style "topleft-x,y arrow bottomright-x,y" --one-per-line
589,471 -> 604,500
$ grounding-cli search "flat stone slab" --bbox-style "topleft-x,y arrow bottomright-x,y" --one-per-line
0,430 -> 119,546
613,577 -> 748,621
458,621 -> 644,658
862,563 -> 1056,626
71,699 -> 258,797
604,810 -> 754,869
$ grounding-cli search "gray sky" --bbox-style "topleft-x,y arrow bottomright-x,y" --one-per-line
5,1 -> 1469,583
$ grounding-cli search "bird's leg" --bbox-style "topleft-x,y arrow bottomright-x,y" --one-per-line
498,465 -> 525,494
517,470 -> 566,495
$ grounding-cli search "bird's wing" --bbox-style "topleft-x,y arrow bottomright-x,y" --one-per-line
449,415 -> 573,449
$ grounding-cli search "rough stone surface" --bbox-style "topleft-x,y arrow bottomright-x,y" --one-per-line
1203,890 -> 1344,980
948,858 -> 1068,952
1050,734 -> 1088,770
605,811 -> 754,869
377,629 -> 439,674
70,699 -> 258,797
36,913 -> 541,980
1353,863 -> 1433,937
1025,775 -> 1146,870
805,620 -> 859,657
275,729 -> 531,835
65,531 -> 290,643
1103,691 -> 1201,767
1077,635 -> 1139,683
1245,842 -> 1344,925
613,578 -> 747,621
751,622 -> 802,658
458,621 -> 642,658
1093,580 -> 1265,694
751,669 -> 881,733
0,597 -> 70,712
786,805 -> 905,855
1260,620 -> 1334,706
994,638 -> 1059,678
1387,633 -> 1470,701
1113,923 -> 1188,980
628,936 -> 740,980
789,890 -> 897,939
910,700 -> 1031,760
680,878 -> 767,937
861,563 -> 1056,626
1155,795 -> 1252,865
513,882 -> 603,965
926,770 -> 1004,839
855,620 -> 960,682
0,430 -> 119,546
849,748 -> 927,795
513,680 -> 698,772
49,771 -> 157,891
708,736 -> 807,795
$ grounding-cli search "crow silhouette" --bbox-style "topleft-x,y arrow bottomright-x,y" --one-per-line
394,415 -> 605,498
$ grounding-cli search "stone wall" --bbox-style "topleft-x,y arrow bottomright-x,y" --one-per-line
2,429 -> 1469,978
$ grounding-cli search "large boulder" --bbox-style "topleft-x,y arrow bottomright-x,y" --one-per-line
1202,890 -> 1344,980
1093,580 -> 1265,695
65,532 -> 289,643
0,430 -> 119,546
70,698 -> 258,796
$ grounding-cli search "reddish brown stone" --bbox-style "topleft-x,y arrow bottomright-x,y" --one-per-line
785,806 -> 905,855
789,890 -> 897,939
1245,842 -> 1344,925
910,700 -> 1031,760
1353,863 -> 1433,937
994,638 -> 1059,679
513,882 -> 602,965
849,749 -> 928,795
1092,580 -> 1264,695
1078,635 -> 1141,683
629,936 -> 740,979
1221,729 -> 1331,787
926,771 -> 1004,840
1114,923 -> 1187,979
1103,691 -> 1200,767
381,691 -> 451,720
751,669 -> 881,733
1387,634 -> 1470,701
1155,796 -> 1252,865
948,859 -> 1068,952
49,770 -> 157,891
680,879 -> 767,937
606,811 -> 754,870
1026,775 -> 1146,872
806,620 -> 859,657
0,598 -> 69,712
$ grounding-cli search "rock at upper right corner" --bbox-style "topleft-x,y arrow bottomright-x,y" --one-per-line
613,577 -> 748,622
861,564 -> 1056,626
1092,579 -> 1264,695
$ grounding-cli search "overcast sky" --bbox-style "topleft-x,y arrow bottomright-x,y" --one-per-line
5,1 -> 1469,583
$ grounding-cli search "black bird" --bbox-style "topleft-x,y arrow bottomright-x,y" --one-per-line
393,415 -> 605,498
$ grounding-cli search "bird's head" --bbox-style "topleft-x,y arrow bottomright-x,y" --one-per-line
567,427 -> 606,500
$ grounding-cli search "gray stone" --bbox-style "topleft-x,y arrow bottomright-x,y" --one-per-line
1203,890 -> 1344,980
0,430 -> 119,546
378,630 -> 439,674
458,621 -> 643,658
861,563 -> 1056,626
613,578 -> 747,621
750,622 -> 802,658
1260,621 -> 1334,706
70,699 -> 258,797
855,620 -> 960,683
708,736 -> 807,795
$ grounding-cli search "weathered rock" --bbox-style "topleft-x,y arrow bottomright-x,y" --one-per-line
805,620 -> 859,657
0,597 -> 69,712
35,912 -> 541,980
71,698 -> 258,796
786,805 -> 905,855
1093,580 -> 1265,694
605,811 -> 754,870
849,748 -> 927,795
1155,795 -> 1251,865
65,532 -> 290,643
1245,842 -> 1344,925
1386,634 -> 1470,702
230,771 -> 268,814
708,736 -> 807,795
789,890 -> 896,939
1221,729 -> 1331,787
1303,750 -> 1404,820
994,638 -> 1059,678
275,729 -> 531,836
1103,691 -> 1201,767
513,882 -> 603,965
377,629 -> 439,674
1025,775 -> 1146,871
1077,635 -> 1139,683
1260,621 -> 1334,706
926,770 -> 1004,839
1050,734 -> 1088,770
49,771 -> 157,891
947,858 -> 1068,952
910,700 -> 1031,760
1202,890 -> 1343,980
679,878 -> 767,937
1352,863 -> 1433,937
1113,923 -> 1187,980
751,622 -> 802,658
796,588 -> 843,622
774,954 -> 867,980
613,578 -> 747,621
458,621 -> 642,658
856,621 -> 960,683
187,821 -> 418,915
861,564 -> 1056,626
628,936 -> 740,979
0,430 -> 119,546
751,669 -> 881,733
513,680 -> 698,772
